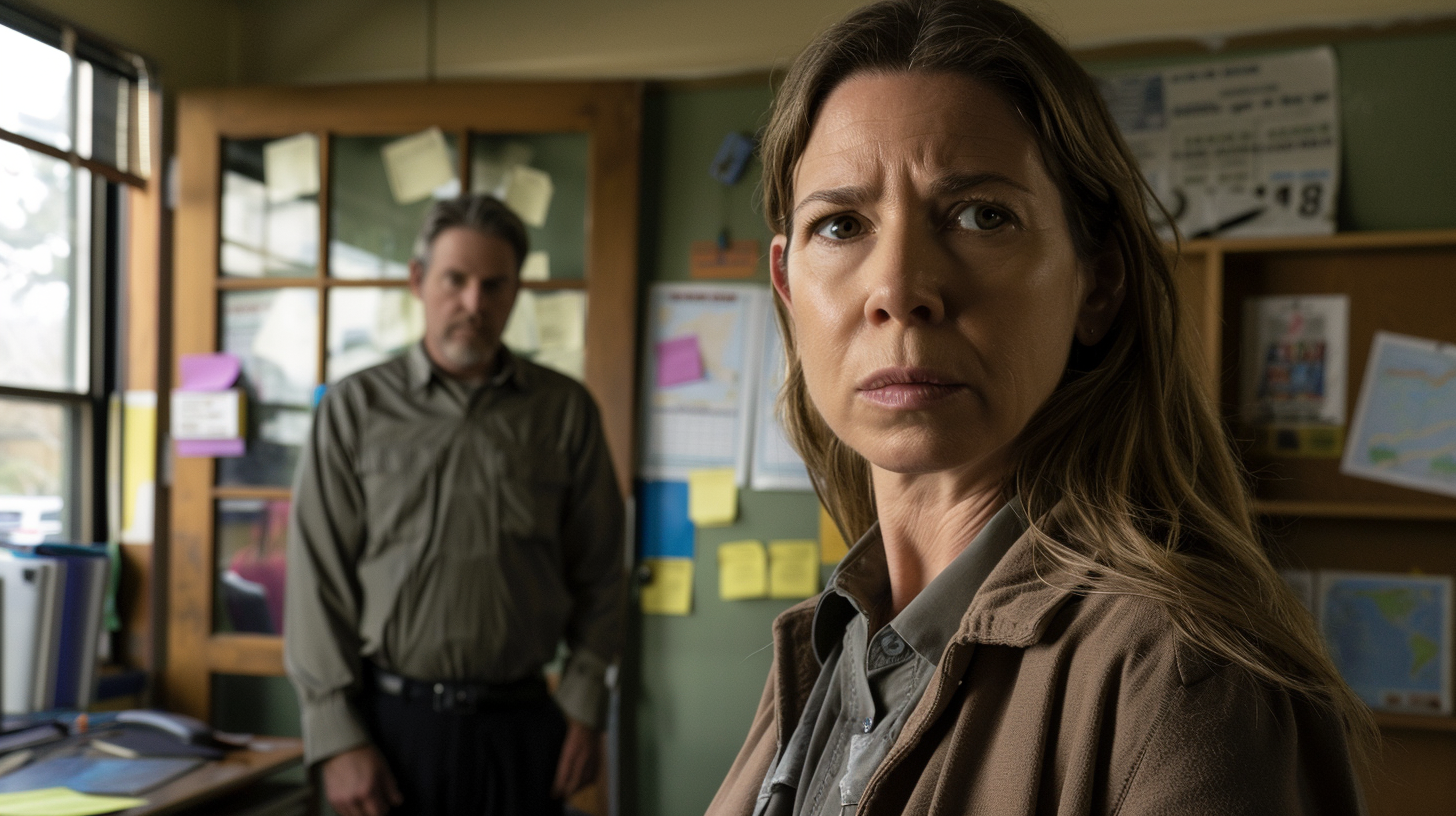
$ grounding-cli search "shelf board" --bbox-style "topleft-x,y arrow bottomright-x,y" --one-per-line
1374,711 -> 1456,733
1180,228 -> 1456,256
213,485 -> 293,501
1254,500 -> 1456,520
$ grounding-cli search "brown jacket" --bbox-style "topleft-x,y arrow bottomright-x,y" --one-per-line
707,526 -> 1364,816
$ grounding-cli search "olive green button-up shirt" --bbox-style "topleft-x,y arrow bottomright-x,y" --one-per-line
284,343 -> 625,766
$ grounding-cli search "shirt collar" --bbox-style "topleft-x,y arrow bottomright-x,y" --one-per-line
407,341 -> 530,393
810,497 -> 1028,665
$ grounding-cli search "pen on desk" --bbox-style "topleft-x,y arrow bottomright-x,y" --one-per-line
1190,207 -> 1265,239
0,749 -> 33,777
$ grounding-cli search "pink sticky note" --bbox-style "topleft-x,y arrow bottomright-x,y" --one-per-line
180,353 -> 242,392
657,335 -> 704,387
176,438 -> 246,458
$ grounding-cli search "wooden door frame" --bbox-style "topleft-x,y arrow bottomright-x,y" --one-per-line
168,80 -> 642,718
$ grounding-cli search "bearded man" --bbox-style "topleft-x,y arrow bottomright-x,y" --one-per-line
284,194 -> 625,816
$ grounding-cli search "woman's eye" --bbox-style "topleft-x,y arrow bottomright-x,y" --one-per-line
814,215 -> 865,241
956,203 -> 1009,231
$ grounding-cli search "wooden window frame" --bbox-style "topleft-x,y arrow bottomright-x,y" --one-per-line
168,81 -> 642,718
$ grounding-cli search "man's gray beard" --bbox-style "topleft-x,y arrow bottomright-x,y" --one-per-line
440,336 -> 491,369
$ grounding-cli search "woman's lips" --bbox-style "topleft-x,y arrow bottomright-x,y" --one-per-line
856,367 -> 966,409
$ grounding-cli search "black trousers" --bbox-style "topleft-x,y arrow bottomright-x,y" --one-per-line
364,687 -> 568,816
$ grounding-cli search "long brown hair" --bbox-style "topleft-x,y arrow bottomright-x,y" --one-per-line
763,0 -> 1375,758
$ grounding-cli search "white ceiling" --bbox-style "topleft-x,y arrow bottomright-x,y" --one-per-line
26,0 -> 1456,88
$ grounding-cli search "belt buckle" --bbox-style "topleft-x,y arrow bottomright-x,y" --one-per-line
431,683 -> 478,715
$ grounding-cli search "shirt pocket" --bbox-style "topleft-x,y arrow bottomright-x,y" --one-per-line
497,455 -> 570,546
357,445 -> 440,552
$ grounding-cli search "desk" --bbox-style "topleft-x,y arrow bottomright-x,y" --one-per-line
115,738 -> 304,816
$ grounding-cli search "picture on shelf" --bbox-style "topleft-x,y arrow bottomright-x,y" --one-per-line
1318,571 -> 1452,715
1239,294 -> 1348,457
1342,332 -> 1456,498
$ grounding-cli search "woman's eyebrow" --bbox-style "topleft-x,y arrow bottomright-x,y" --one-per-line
790,184 -> 873,225
929,170 -> 1031,197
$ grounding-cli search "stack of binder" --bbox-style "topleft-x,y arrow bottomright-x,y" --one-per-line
0,543 -> 110,714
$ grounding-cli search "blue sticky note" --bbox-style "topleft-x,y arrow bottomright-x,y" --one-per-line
638,480 -> 695,559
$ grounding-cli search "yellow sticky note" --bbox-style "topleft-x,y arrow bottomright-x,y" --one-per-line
122,391 -> 157,544
718,541 -> 768,600
0,787 -> 147,816
819,505 -> 849,564
688,468 -> 738,527
640,557 -> 694,615
770,540 -> 820,599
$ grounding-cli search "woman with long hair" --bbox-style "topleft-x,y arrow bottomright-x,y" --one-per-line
707,1 -> 1372,814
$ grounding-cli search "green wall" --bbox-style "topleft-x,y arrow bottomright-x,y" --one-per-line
627,81 -> 830,816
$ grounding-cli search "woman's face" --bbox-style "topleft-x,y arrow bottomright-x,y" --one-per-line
772,71 -> 1118,480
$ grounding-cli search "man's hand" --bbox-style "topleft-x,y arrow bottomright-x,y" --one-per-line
322,745 -> 403,816
552,717 -> 601,799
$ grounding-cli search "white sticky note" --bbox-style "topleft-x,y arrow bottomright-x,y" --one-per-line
263,133 -> 320,203
503,165 -> 554,227
520,251 -> 550,282
382,128 -> 456,205
171,390 -> 243,440
471,157 -> 508,197
501,289 -> 541,353
534,291 -> 585,351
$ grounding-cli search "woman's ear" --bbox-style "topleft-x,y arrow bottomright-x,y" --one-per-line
770,235 -> 791,306
1075,243 -> 1126,345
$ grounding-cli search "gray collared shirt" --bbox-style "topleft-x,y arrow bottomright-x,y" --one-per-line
755,500 -> 1027,816
284,343 -> 625,765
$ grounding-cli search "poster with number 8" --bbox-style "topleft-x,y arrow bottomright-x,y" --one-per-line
1098,47 -> 1339,240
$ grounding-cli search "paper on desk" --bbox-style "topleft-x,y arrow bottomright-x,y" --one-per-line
520,251 -> 550,282
503,165 -> 553,227
263,133 -> 319,203
640,557 -> 694,615
688,468 -> 737,526
656,335 -> 704,387
0,787 -> 146,816
534,291 -> 585,352
501,289 -> 540,353
770,540 -> 820,599
819,506 -> 849,564
382,128 -> 456,205
718,541 -> 768,601
178,353 -> 240,392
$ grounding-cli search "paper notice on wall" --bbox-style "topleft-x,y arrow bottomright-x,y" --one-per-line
769,540 -> 820,599
751,316 -> 813,491
263,133 -> 320,203
382,128 -> 456,204
639,283 -> 768,485
641,557 -> 694,615
121,391 -> 157,544
688,467 -> 738,526
719,541 -> 768,600
1097,47 -> 1339,239
534,291 -> 585,352
503,165 -> 554,227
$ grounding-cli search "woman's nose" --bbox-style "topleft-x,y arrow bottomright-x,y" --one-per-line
862,222 -> 947,327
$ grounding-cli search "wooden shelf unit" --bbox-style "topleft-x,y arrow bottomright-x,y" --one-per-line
1178,229 -> 1456,812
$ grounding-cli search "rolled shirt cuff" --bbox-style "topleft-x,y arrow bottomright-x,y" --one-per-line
300,691 -> 373,768
554,651 -> 612,731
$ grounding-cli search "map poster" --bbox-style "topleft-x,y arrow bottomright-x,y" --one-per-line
638,283 -> 767,485
1097,47 -> 1338,240
1239,294 -> 1348,457
750,314 -> 814,492
1341,332 -> 1456,498
1318,571 -> 1452,714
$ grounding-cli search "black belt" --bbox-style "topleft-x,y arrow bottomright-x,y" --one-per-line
370,665 -> 550,714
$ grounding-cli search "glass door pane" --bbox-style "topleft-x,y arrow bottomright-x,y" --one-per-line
470,133 -> 588,281
0,397 -> 72,544
329,133 -> 460,280
217,288 -> 319,487
221,137 -> 321,278
327,287 -> 423,382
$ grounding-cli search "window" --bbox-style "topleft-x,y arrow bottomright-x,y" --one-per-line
0,3 -> 152,544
